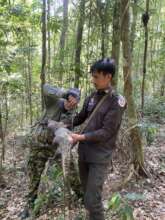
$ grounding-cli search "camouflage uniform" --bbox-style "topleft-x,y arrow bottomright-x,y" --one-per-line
25,84 -> 77,209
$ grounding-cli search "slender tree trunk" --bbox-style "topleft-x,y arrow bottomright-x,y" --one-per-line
101,23 -> 106,58
130,0 -> 138,53
130,0 -> 138,83
41,0 -> 47,110
0,105 -> 5,167
74,0 -> 85,88
121,0 -> 146,174
20,94 -> 24,129
85,0 -> 92,95
4,87 -> 8,135
59,0 -> 69,84
0,104 -> 6,187
111,0 -> 121,88
160,74 -> 165,96
47,0 -> 51,82
23,54 -> 28,121
28,37 -> 32,125
141,0 -> 150,116
96,0 -> 109,58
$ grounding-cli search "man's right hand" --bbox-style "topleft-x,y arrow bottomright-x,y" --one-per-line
64,95 -> 78,110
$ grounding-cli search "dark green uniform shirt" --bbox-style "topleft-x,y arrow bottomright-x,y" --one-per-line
25,84 -> 73,148
73,88 -> 126,164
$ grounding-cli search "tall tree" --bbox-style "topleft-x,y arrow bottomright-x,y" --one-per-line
74,0 -> 85,88
59,0 -> 69,83
160,74 -> 165,96
96,0 -> 110,58
0,105 -> 5,166
0,104 -> 6,188
111,0 -> 121,88
141,0 -> 150,115
40,0 -> 47,110
130,0 -> 138,53
47,0 -> 51,81
27,37 -> 33,125
121,0 -> 146,175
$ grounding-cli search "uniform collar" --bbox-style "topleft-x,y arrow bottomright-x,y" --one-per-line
97,86 -> 112,95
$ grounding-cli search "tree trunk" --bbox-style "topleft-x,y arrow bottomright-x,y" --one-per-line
160,74 -> 165,96
96,0 -> 109,58
28,37 -> 33,125
74,0 -> 85,88
41,0 -> 47,110
23,54 -> 28,121
121,0 -> 146,174
47,0 -> 51,82
0,105 -> 6,188
111,0 -> 121,88
0,105 -> 5,169
130,0 -> 138,53
59,0 -> 69,84
141,0 -> 150,116
85,0 -> 92,95
4,87 -> 8,135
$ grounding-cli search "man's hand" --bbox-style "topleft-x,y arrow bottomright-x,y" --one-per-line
64,95 -> 78,110
69,133 -> 85,144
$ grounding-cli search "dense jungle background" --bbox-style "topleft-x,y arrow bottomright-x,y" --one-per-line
0,0 -> 165,219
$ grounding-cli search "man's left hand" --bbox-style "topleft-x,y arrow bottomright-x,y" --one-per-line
70,133 -> 85,144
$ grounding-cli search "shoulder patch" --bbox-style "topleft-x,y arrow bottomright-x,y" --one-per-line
118,95 -> 126,107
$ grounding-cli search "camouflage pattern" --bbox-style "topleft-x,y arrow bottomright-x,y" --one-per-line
25,84 -> 78,209
27,146 -> 55,207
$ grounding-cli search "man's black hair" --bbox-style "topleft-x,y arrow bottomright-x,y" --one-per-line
90,58 -> 116,77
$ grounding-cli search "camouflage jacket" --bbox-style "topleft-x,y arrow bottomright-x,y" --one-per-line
24,84 -> 74,148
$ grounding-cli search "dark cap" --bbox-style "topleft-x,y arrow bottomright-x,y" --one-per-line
67,88 -> 81,101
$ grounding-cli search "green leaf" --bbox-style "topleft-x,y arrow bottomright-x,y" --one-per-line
124,192 -> 146,201
120,205 -> 134,220
108,193 -> 121,210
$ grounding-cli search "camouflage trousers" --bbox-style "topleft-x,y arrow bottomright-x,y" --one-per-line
26,145 -> 81,209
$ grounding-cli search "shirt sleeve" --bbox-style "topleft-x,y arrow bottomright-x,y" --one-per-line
43,84 -> 67,99
84,101 -> 125,142
73,96 -> 90,127
43,84 -> 67,107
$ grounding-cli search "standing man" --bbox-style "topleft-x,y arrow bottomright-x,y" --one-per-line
20,83 -> 80,219
70,58 -> 126,220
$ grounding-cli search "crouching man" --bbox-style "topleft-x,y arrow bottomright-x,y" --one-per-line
20,84 -> 80,219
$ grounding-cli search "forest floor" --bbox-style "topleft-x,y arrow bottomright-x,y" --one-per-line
0,122 -> 165,220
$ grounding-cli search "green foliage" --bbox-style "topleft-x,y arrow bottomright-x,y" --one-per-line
139,95 -> 165,145
107,192 -> 146,219
33,163 -> 63,215
33,193 -> 49,216
119,205 -> 134,220
56,215 -> 65,220
144,96 -> 165,119
140,122 -> 158,145
108,192 -> 122,210
124,192 -> 146,201
49,163 -> 63,181
48,16 -> 61,32
107,193 -> 135,220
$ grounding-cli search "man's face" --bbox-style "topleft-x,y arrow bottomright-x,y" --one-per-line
64,95 -> 78,110
91,71 -> 112,90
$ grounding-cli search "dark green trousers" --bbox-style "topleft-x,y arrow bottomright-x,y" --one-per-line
27,146 -> 55,208
79,161 -> 108,220
27,146 -> 81,208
